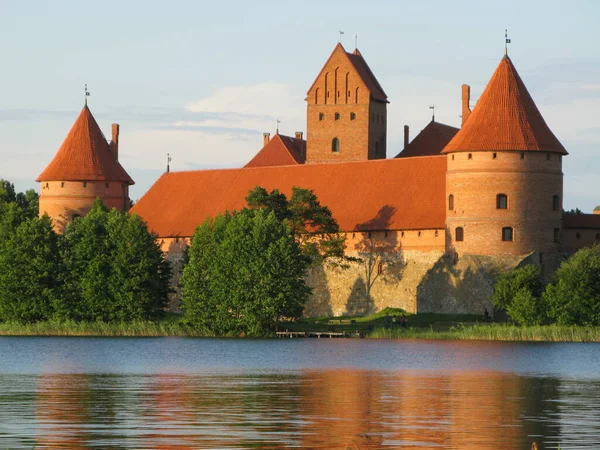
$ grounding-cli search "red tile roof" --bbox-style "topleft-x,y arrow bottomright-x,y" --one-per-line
563,213 -> 600,229
443,56 -> 567,155
245,134 -> 306,167
131,156 -> 447,238
306,43 -> 388,103
37,106 -> 134,184
396,121 -> 459,158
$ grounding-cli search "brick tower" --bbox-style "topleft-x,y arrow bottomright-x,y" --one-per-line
305,43 -> 388,163
36,104 -> 134,233
443,54 -> 567,256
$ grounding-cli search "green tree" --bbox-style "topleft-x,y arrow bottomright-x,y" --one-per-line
0,179 -> 38,220
544,245 -> 600,325
0,215 -> 60,323
59,200 -> 171,322
181,208 -> 310,336
245,186 -> 346,263
492,264 -> 546,325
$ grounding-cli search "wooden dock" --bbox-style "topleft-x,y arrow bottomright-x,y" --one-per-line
276,331 -> 361,339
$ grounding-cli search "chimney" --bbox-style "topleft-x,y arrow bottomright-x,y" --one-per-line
461,84 -> 471,126
403,125 -> 409,149
110,123 -> 120,160
295,131 -> 303,140
263,132 -> 270,146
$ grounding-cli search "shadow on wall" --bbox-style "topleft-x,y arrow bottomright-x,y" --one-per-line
305,263 -> 334,317
344,205 -> 405,315
416,253 -> 525,314
165,237 -> 189,311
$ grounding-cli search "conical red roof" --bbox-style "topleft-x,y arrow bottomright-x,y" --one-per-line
37,105 -> 134,183
443,56 -> 567,155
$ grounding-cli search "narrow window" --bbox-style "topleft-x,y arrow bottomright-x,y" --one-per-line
350,112 -> 356,120
448,194 -> 454,211
521,152 -> 525,160
335,112 -> 340,120
355,87 -> 359,104
384,231 -> 388,238
61,182 -> 65,188
401,231 -> 405,238
319,113 -> 325,121
455,227 -> 464,242
418,231 -> 421,237
367,232 -> 372,239
45,182 -> 49,189
314,88 -> 319,104
332,137 -> 340,153
337,90 -> 340,98
435,230 -> 439,237
553,195 -> 560,211
576,232 -> 581,239
377,262 -> 384,275
468,153 -> 472,160
496,194 -> 508,209
105,182 -> 110,188
493,153 -> 497,159
502,227 -> 513,242
451,155 -> 455,161
554,228 -> 560,243
83,181 -> 87,188
546,153 -> 551,161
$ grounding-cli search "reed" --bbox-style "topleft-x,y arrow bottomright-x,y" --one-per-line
368,323 -> 600,342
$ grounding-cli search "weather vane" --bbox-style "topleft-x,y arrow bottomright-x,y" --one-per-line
166,153 -> 172,173
505,29 -> 511,56
355,34 -> 358,49
276,118 -> 281,134
85,84 -> 90,106
338,30 -> 344,43
429,105 -> 435,122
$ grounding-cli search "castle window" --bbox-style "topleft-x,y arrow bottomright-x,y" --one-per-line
350,112 -> 356,120
384,231 -> 388,238
45,183 -> 49,189
105,182 -> 110,188
377,262 -> 384,275
319,113 -> 325,121
493,153 -> 497,159
355,87 -> 359,104
337,91 -> 340,98
60,182 -> 64,188
546,153 -> 551,161
448,194 -> 454,211
455,227 -> 464,242
553,195 -> 560,211
554,228 -> 560,243
468,153 -> 472,160
496,194 -> 508,209
451,155 -> 455,160
435,230 -> 439,237
418,231 -> 421,237
521,152 -> 525,160
83,181 -> 87,188
576,232 -> 581,239
335,112 -> 340,120
332,137 -> 340,153
367,232 -> 372,239
502,227 -> 514,242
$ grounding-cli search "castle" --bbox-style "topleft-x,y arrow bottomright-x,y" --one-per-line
37,43 -> 600,316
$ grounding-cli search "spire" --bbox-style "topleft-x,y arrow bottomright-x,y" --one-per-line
443,56 -> 567,155
37,106 -> 134,183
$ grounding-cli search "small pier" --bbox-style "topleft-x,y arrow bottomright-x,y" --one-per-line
276,331 -> 360,339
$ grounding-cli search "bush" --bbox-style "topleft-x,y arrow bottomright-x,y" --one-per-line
544,246 -> 600,326
492,264 -> 546,325
505,288 -> 545,326
181,208 -> 311,336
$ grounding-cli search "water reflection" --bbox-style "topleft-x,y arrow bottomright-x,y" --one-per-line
0,370 -> 598,448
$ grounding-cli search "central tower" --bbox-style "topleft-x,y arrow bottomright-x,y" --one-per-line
305,43 -> 388,163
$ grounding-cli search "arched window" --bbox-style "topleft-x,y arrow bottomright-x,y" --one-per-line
377,262 -> 384,275
468,153 -> 473,160
448,194 -> 454,211
355,87 -> 359,103
553,195 -> 560,211
554,228 -> 560,243
324,73 -> 329,104
350,112 -> 356,120
455,227 -> 464,242
496,194 -> 508,209
319,113 -> 325,121
314,88 -> 319,104
502,227 -> 513,242
335,112 -> 340,120
332,137 -> 340,153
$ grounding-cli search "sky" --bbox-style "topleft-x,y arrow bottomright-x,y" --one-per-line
0,0 -> 598,211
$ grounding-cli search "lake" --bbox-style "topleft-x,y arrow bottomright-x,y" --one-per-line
0,337 -> 599,449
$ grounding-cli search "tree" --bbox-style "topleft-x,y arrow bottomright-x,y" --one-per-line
544,245 -> 600,326
0,215 -> 60,323
245,186 -> 346,263
181,208 -> 310,336
492,264 -> 546,325
0,179 -> 38,220
59,199 -> 171,322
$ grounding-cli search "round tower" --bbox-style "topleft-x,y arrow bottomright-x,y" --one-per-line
36,104 -> 134,233
443,55 -> 567,256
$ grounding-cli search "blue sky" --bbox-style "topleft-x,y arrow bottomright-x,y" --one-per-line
0,0 -> 598,210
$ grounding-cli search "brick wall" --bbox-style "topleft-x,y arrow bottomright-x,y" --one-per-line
446,151 -> 563,255
39,180 -> 130,233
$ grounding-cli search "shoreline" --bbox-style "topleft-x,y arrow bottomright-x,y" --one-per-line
0,321 -> 599,342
